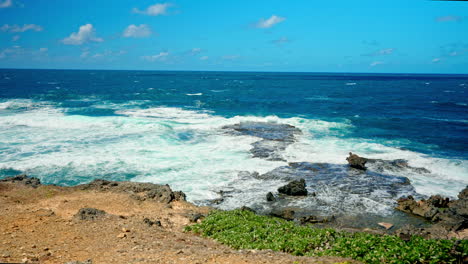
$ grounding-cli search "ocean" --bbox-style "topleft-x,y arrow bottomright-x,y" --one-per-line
0,69 -> 467,220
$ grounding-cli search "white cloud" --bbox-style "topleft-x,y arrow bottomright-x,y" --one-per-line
0,45 -> 21,59
0,0 -> 12,8
62,24 -> 103,45
123,24 -> 152,38
256,15 -> 286,29
199,56 -> 209,60
39,47 -> 48,52
370,61 -> 384,67
432,58 -> 441,63
142,52 -> 169,62
1,24 -> 43,33
133,3 -> 172,16
12,35 -> 19,41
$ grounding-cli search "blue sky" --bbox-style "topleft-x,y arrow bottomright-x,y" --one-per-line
0,0 -> 467,73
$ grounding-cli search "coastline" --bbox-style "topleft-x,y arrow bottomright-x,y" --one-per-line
0,176 -> 357,264
0,174 -> 466,264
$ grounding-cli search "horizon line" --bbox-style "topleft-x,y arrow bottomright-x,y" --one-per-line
1,67 -> 468,76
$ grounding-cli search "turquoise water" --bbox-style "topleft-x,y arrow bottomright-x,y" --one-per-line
0,69 -> 467,215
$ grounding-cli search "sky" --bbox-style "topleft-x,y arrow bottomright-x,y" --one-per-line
0,0 -> 467,73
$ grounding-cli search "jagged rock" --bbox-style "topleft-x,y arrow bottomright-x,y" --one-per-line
397,187 -> 468,233
346,152 -> 367,170
78,179 -> 186,204
74,208 -> 107,221
0,174 -> 41,188
270,208 -> 295,221
266,192 -> 276,202
299,215 -> 335,224
278,179 -> 307,196
458,186 -> 468,200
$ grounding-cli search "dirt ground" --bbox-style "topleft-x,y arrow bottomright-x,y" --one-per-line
0,181 -> 358,264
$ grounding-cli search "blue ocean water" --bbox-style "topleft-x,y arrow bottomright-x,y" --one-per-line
0,69 -> 467,215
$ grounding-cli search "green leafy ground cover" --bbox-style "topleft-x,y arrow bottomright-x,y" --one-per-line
185,209 -> 467,264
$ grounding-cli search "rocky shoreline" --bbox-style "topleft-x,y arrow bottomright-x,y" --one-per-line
1,121 -> 467,263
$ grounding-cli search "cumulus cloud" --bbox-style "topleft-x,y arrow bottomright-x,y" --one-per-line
0,0 -> 12,8
256,15 -> 286,28
123,24 -> 152,38
1,24 -> 43,33
370,61 -> 384,67
199,56 -> 209,60
61,24 -> 103,45
142,52 -> 169,62
436,16 -> 462,22
133,3 -> 172,16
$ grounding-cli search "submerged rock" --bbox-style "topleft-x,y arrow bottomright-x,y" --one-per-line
278,179 -> 307,196
223,122 -> 301,142
0,174 -> 41,188
223,122 -> 301,161
74,208 -> 107,221
78,179 -> 186,204
346,152 -> 367,170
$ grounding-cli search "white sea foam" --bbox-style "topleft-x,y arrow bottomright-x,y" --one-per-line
0,99 -> 466,212
186,93 -> 203,96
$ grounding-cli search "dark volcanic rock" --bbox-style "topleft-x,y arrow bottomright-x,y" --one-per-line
270,208 -> 295,221
266,192 -> 276,202
78,179 -> 186,204
278,179 -> 307,196
74,208 -> 107,221
223,122 -> 301,161
223,122 -> 301,142
366,158 -> 431,174
346,152 -> 367,170
250,140 -> 289,161
0,174 -> 41,188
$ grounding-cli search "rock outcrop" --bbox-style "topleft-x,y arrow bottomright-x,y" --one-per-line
396,186 -> 468,234
77,179 -> 186,204
278,179 -> 307,196
0,174 -> 41,188
346,153 -> 367,170
346,153 -> 431,174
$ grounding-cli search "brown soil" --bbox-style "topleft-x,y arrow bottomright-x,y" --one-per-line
0,182 -> 357,264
